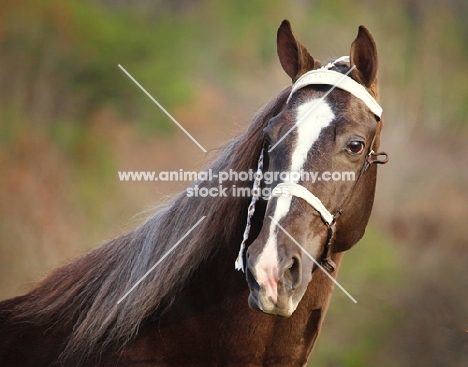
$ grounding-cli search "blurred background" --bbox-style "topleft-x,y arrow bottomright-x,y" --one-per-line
1,0 -> 467,365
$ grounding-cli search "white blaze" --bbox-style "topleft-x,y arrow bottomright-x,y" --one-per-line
290,99 -> 335,172
253,99 -> 335,302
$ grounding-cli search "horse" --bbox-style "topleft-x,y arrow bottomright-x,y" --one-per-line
0,20 -> 387,366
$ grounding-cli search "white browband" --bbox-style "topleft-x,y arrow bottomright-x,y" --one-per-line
272,183 -> 334,225
286,56 -> 382,119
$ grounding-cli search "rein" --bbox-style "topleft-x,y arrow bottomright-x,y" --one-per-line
235,57 -> 389,272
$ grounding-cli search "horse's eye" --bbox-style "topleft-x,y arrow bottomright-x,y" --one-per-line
346,141 -> 364,154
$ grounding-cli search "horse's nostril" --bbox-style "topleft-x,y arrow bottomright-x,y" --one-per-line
288,257 -> 301,290
290,257 -> 298,270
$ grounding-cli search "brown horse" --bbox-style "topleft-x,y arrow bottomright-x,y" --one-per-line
0,20 -> 387,366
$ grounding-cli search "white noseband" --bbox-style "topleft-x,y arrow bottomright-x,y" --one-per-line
271,183 -> 333,225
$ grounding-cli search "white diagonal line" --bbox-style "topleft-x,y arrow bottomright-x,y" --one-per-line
268,65 -> 356,152
269,216 -> 357,303
118,64 -> 207,153
117,216 -> 206,304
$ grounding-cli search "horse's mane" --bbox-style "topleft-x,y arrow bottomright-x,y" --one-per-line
9,87 -> 289,363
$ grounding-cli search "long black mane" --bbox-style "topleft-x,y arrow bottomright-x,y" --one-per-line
6,87 -> 289,362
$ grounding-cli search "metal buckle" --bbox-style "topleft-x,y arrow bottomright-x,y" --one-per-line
366,150 -> 389,165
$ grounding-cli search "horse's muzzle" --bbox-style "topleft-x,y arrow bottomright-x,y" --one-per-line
246,257 -> 299,317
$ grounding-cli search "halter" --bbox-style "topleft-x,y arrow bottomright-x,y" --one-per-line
235,56 -> 389,272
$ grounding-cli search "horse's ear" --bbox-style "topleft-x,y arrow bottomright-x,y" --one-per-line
277,20 -> 315,82
350,26 -> 378,88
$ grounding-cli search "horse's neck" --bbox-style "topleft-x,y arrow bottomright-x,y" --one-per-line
125,245 -> 344,366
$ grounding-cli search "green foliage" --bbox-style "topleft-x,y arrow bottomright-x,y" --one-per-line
0,0 -> 192,133
3,0 -> 467,135
310,226 -> 404,367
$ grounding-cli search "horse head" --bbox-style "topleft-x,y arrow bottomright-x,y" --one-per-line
245,20 -> 387,316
